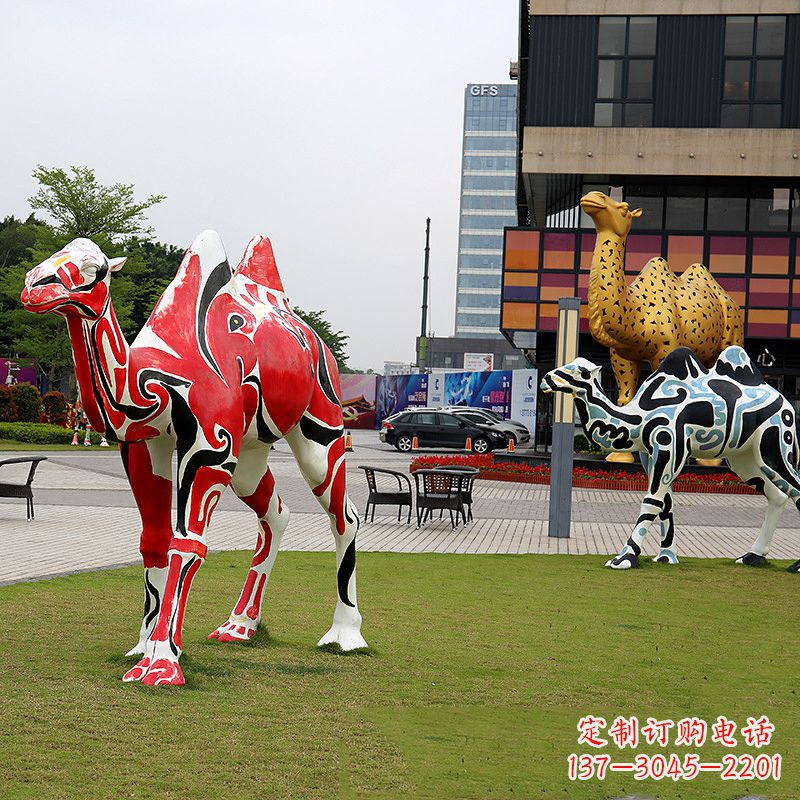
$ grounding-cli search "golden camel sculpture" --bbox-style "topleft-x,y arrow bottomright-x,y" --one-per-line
582,191 -> 744,406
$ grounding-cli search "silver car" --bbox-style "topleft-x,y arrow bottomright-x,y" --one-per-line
444,407 -> 531,446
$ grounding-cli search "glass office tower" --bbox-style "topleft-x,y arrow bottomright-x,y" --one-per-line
454,83 -> 518,338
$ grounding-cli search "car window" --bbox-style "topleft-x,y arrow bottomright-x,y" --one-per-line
410,412 -> 438,426
437,414 -> 461,427
459,412 -> 488,424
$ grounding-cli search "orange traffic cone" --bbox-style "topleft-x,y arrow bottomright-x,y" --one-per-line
345,431 -> 353,452
465,436 -> 473,452
507,437 -> 516,453
411,435 -> 419,450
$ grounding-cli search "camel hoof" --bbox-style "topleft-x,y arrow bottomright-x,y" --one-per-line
736,552 -> 767,567
606,553 -> 639,569
787,559 -> 800,573
655,549 -> 679,565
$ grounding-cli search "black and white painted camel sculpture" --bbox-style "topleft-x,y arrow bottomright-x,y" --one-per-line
542,346 -> 800,572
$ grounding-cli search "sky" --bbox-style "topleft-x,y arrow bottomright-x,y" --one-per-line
1,1 -> 518,371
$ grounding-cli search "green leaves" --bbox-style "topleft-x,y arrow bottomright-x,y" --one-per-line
29,165 -> 165,242
292,306 -> 350,369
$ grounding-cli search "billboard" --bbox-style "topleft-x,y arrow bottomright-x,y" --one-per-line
376,374 -> 429,425
339,374 -> 379,430
441,370 -> 512,417
510,368 -> 538,435
463,352 -> 494,372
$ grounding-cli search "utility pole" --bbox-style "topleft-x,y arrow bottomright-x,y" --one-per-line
418,217 -> 431,368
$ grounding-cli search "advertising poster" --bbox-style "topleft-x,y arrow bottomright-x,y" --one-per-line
426,370 -> 446,408
463,352 -> 494,372
339,374 -> 379,429
376,373 -> 428,426
510,368 -> 538,435
443,370 -> 512,417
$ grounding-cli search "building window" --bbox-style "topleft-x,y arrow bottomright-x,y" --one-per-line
721,15 -> 785,128
595,16 -> 656,128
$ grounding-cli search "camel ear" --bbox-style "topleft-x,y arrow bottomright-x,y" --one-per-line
109,257 -> 127,272
631,208 -> 643,218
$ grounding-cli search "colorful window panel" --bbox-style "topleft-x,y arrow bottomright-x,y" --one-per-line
503,270 -> 538,302
746,308 -> 787,338
579,233 -> 595,272
542,233 -> 575,269
537,302 -> 559,331
625,234 -> 662,274
504,230 -> 539,271
791,309 -> 800,339
748,278 -> 789,307
539,272 -> 576,302
750,237 -> 789,275
716,276 -> 747,309
708,236 -> 747,274
667,235 -> 704,270
502,302 -> 537,330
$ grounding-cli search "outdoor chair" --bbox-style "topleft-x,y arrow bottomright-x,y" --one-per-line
358,465 -> 413,524
0,456 -> 47,520
432,465 -> 479,522
413,469 -> 468,529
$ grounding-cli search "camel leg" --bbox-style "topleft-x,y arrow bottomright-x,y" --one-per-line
122,437 -> 174,656
639,452 -> 679,564
286,417 -> 367,651
607,434 -> 687,569
123,437 -> 238,686
610,350 -> 641,406
209,445 -> 290,642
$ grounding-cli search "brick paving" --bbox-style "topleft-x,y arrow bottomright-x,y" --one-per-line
1,430 -> 798,586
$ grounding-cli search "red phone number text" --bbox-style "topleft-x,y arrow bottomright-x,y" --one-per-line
567,753 -> 782,782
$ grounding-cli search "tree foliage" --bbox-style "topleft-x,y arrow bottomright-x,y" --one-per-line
292,307 -> 350,369
29,165 -> 165,241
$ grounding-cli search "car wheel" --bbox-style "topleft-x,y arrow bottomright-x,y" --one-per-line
396,434 -> 413,452
472,437 -> 490,454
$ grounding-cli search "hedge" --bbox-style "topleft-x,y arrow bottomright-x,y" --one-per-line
0,422 -> 106,445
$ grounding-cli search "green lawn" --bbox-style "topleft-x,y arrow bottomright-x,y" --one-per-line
0,552 -> 797,799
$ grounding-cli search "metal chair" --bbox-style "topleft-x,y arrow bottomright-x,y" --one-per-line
358,465 -> 413,523
433,465 -> 479,521
413,469 -> 467,529
0,456 -> 47,520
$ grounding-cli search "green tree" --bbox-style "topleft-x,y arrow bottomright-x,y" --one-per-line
292,307 -> 350,369
29,165 -> 165,241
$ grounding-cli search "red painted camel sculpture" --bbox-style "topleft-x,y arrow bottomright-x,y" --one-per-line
21,231 -> 366,686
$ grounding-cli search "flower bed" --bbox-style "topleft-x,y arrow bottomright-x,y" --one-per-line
408,455 -> 758,494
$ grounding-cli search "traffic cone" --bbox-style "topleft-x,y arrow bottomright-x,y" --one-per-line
507,437 -> 516,453
412,435 -> 419,450
345,431 -> 353,452
465,436 -> 472,452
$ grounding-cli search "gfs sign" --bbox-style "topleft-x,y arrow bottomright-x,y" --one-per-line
470,85 -> 499,96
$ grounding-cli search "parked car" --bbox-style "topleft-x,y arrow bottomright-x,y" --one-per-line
444,407 -> 530,445
379,409 -> 507,453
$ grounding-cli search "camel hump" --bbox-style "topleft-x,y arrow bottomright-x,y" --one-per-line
657,347 -> 708,380
691,264 -> 745,348
713,346 -> 764,386
235,235 -> 285,292
182,230 -> 232,283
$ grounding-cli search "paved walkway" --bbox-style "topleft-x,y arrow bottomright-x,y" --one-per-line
1,430 -> 798,586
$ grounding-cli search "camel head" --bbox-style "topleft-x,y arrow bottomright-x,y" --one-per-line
21,238 -> 126,319
580,192 -> 642,239
541,357 -> 603,397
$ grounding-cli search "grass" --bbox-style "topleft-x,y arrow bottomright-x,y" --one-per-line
0,552 -> 798,799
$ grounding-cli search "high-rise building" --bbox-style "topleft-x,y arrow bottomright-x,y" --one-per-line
455,83 -> 518,338
501,3 -> 800,406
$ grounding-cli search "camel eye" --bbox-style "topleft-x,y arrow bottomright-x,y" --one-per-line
579,367 -> 590,379
228,314 -> 245,332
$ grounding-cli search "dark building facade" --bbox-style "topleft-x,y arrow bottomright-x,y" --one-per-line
502,2 -> 800,417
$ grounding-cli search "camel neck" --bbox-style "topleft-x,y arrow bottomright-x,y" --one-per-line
587,230 -> 627,347
67,301 -> 130,437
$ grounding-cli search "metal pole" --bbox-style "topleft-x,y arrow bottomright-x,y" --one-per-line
548,297 -> 580,538
417,217 -> 431,370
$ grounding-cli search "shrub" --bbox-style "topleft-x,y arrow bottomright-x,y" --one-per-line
0,422 -> 112,446
10,383 -> 42,423
43,391 -> 67,426
0,386 -> 18,422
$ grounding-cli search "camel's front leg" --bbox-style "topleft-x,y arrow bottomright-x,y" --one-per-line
123,448 -> 236,686
121,437 -> 174,656
608,436 -> 686,569
210,446 -> 290,643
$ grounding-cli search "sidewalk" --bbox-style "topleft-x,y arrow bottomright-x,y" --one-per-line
0,436 -> 798,586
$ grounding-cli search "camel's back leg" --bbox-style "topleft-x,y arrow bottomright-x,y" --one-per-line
210,445 -> 290,642
610,350 -> 641,405
286,416 -> 366,650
